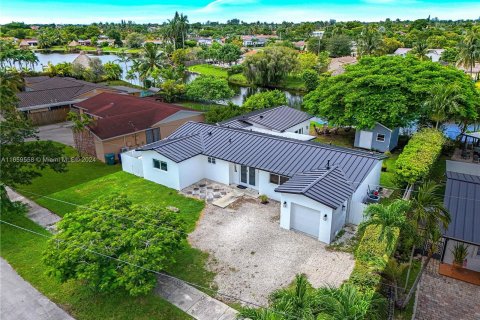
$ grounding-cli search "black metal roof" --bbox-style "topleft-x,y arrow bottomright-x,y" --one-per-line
139,122 -> 383,191
275,166 -> 354,209
220,106 -> 314,132
443,171 -> 480,245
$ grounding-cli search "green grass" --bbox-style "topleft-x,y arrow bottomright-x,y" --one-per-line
18,144 -> 120,202
228,73 -> 249,86
277,75 -> 305,91
176,101 -> 223,112
188,64 -> 229,78
0,209 -> 191,320
395,259 -> 421,320
309,122 -> 356,148
380,151 -> 400,189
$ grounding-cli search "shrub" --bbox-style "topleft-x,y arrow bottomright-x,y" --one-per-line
259,194 -> 269,204
395,129 -> 445,185
227,64 -> 244,76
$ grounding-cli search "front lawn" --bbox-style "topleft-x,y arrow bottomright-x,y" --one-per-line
0,209 -> 191,320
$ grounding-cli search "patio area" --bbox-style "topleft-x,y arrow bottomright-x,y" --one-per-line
181,179 -> 258,203
452,131 -> 480,163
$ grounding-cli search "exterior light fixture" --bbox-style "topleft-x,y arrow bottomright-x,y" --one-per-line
342,204 -> 346,211
283,201 -> 287,208
323,214 -> 328,221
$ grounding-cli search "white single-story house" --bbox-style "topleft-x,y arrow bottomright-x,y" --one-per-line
393,47 -> 445,62
440,161 -> 480,274
354,123 -> 399,152
123,121 -> 384,244
220,106 -> 315,141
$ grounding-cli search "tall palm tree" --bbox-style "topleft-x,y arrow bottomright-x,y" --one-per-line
115,49 -> 131,74
316,284 -> 386,320
362,200 -> 412,251
382,258 -> 408,304
412,38 -> 429,61
357,25 -> 382,57
423,83 -> 463,129
135,43 -> 166,86
457,30 -> 480,77
178,13 -> 189,49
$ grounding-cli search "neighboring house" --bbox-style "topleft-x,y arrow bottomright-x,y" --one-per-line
196,37 -> 213,46
311,30 -> 325,38
73,93 -> 204,162
328,56 -> 357,76
123,121 -> 384,244
19,39 -> 38,49
241,35 -> 276,47
72,52 -> 92,68
354,123 -> 399,152
17,76 -> 128,125
440,161 -> 480,276
393,47 -> 445,62
77,39 -> 91,46
220,106 -> 315,141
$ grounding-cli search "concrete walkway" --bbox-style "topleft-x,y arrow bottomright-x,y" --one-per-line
155,274 -> 238,320
27,121 -> 74,147
6,187 -> 61,231
0,259 -> 74,320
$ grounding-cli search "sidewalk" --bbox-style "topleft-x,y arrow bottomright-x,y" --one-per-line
0,259 -> 74,320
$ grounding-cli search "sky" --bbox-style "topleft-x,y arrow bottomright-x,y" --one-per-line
1,0 -> 480,24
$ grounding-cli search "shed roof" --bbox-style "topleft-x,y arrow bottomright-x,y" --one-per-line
275,166 -> 354,209
139,122 -> 383,190
221,106 -> 313,132
443,170 -> 480,245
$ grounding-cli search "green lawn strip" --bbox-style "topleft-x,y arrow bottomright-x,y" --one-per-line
395,259 -> 421,320
228,73 -> 249,86
18,143 -> 120,202
0,210 -> 191,320
27,170 -> 214,290
277,75 -> 305,91
188,64 -> 229,78
176,101 -> 223,112
380,151 -> 400,189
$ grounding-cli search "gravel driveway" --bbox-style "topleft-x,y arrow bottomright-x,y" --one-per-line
189,198 -> 355,306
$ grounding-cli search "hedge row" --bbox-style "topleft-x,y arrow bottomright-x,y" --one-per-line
346,225 -> 399,318
395,129 -> 445,184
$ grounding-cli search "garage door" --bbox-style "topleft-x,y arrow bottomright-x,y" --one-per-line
358,131 -> 373,149
291,203 -> 321,238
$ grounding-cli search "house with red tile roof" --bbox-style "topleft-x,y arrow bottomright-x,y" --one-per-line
72,93 -> 204,162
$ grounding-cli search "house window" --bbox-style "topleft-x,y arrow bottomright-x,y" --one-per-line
376,134 -> 386,142
153,159 -> 160,169
153,159 -> 167,171
208,157 -> 216,164
294,128 -> 304,134
146,128 -> 160,144
269,173 -> 289,185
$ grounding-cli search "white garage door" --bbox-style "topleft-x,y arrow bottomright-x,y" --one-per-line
291,203 -> 321,238
358,131 -> 373,149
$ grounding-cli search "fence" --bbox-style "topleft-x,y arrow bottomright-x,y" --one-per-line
26,106 -> 70,125
121,150 -> 144,177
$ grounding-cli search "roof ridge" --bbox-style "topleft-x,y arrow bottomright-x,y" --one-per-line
300,166 -> 338,193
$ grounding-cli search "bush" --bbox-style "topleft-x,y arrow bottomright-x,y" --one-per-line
395,129 -> 445,184
227,64 -> 244,76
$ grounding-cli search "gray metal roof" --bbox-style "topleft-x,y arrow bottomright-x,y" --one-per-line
139,122 -> 383,191
221,106 -> 313,132
275,166 -> 354,209
443,171 -> 480,245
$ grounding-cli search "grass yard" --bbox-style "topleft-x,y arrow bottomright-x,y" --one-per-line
177,101 -> 223,112
380,151 -> 400,189
0,210 -> 191,320
188,64 -> 229,78
309,122 -> 356,148
277,75 -> 305,91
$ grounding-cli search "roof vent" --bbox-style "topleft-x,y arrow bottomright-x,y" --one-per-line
208,131 -> 212,136
326,160 -> 330,170
259,115 -> 264,119
229,138 -> 232,143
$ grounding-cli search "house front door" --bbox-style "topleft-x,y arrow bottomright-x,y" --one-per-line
240,166 -> 256,187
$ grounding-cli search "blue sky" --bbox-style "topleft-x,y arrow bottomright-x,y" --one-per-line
1,0 -> 479,24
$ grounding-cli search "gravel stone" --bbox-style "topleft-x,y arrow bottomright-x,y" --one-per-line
189,198 -> 355,306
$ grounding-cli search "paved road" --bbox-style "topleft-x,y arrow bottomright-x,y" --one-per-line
27,122 -> 74,147
0,259 -> 74,320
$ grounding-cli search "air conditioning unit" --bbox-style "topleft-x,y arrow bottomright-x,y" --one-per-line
120,147 -> 129,153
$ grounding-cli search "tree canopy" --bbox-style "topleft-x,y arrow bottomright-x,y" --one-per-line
303,55 -> 480,129
242,90 -> 287,111
186,75 -> 234,102
43,194 -> 186,296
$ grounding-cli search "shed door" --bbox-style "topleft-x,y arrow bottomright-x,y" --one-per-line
358,131 -> 373,149
291,204 -> 321,238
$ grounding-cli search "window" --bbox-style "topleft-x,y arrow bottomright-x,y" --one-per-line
153,159 -> 167,171
160,161 -> 168,171
269,173 -> 289,185
376,133 -> 386,142
294,128 -> 304,134
208,157 -> 216,164
146,128 -> 160,144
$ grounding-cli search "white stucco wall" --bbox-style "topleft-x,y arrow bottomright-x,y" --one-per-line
178,155 -> 205,189
141,151 -> 181,190
258,170 -> 282,201
202,155 -> 230,185
443,240 -> 480,272
331,201 -> 347,241
347,160 -> 383,225
285,120 -> 312,135
279,193 -> 334,244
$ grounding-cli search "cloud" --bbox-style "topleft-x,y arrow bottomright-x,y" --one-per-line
197,0 -> 256,13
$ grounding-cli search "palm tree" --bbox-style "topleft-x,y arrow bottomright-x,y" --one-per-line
357,25 -> 382,57
178,13 -> 189,49
412,38 -> 429,61
135,43 -> 166,86
403,181 -> 450,290
115,49 -> 131,74
382,258 -> 408,304
423,83 -> 463,129
67,111 -> 93,157
457,30 -> 480,77
361,200 -> 412,251
316,284 -> 386,320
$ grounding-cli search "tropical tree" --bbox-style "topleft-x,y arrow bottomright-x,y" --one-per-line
125,32 -> 146,49
115,50 -> 131,74
457,30 -> 480,77
186,76 -> 234,102
325,35 -> 352,57
361,200 -> 412,251
357,26 -> 382,57
411,38 -> 429,61
423,83 -> 463,128
134,43 -> 167,86
382,258 -> 408,304
67,111 -> 93,157
271,274 -> 318,319
43,193 -> 187,296
242,90 -> 287,111
218,43 -> 241,65
103,62 -> 123,81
